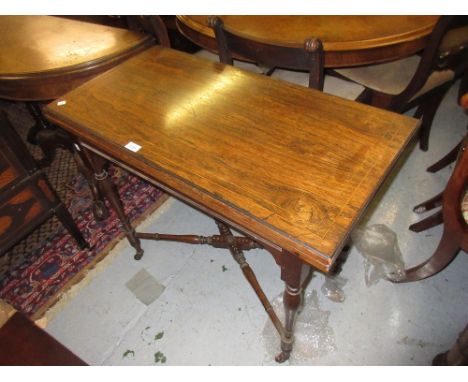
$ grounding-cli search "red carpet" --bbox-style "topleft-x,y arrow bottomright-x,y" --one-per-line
0,165 -> 167,319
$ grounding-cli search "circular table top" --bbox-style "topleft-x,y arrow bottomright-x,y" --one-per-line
177,15 -> 439,67
0,16 -> 153,100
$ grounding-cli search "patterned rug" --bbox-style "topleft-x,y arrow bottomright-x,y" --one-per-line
0,100 -> 168,319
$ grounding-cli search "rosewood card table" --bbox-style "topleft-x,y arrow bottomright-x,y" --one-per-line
44,46 -> 419,362
176,15 -> 439,67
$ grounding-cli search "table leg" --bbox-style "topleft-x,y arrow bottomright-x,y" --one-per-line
26,102 -> 61,166
276,254 -> 311,363
26,102 -> 52,145
24,104 -> 110,221
33,128 -> 110,221
214,221 -> 286,337
82,147 -> 144,260
70,144 -> 110,221
135,221 -> 312,362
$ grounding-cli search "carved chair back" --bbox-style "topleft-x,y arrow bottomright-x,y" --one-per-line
208,16 -> 324,90
127,16 -> 171,48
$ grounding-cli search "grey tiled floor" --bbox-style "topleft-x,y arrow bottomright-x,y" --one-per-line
44,74 -> 467,365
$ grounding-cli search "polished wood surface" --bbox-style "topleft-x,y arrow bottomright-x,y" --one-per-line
177,15 -> 439,67
0,16 -> 153,101
44,46 -> 419,272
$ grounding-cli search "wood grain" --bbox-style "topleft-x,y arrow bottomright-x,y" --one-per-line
177,15 -> 439,67
0,16 -> 153,100
44,46 -> 419,272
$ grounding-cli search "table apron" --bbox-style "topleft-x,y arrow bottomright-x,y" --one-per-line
80,142 -> 290,259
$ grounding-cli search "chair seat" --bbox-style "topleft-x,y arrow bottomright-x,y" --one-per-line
335,55 -> 454,100
195,50 -> 364,101
272,68 -> 364,101
439,25 -> 468,56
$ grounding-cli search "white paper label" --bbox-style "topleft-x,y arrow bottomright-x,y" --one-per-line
125,141 -> 142,152
57,100 -> 66,106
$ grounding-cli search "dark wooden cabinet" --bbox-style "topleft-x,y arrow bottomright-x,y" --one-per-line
0,112 -> 86,256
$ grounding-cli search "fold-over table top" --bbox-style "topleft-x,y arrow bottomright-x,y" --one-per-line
44,46 -> 419,272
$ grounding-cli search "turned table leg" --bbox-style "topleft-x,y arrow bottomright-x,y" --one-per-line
25,103 -> 111,221
26,102 -> 62,166
82,147 -> 144,260
34,128 -> 110,221
71,144 -> 110,221
276,253 -> 311,363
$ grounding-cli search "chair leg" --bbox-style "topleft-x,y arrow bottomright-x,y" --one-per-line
427,141 -> 461,173
412,192 -> 444,214
354,88 -> 373,104
395,226 -> 460,282
409,210 -> 443,232
417,85 -> 451,151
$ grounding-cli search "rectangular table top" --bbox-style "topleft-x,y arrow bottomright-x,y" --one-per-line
44,46 -> 419,272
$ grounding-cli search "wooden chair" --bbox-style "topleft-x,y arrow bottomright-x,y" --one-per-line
394,93 -> 468,282
127,16 -> 171,48
334,16 -> 468,151
208,16 -> 324,90
425,84 -> 468,173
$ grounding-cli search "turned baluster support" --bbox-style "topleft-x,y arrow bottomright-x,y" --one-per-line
275,254 -> 311,363
82,147 -> 144,260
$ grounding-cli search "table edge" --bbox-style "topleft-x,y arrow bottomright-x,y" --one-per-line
176,15 -> 438,51
0,35 -> 154,80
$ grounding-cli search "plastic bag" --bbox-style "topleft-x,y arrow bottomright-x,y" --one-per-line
262,290 -> 336,364
321,275 -> 347,302
351,224 -> 406,286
